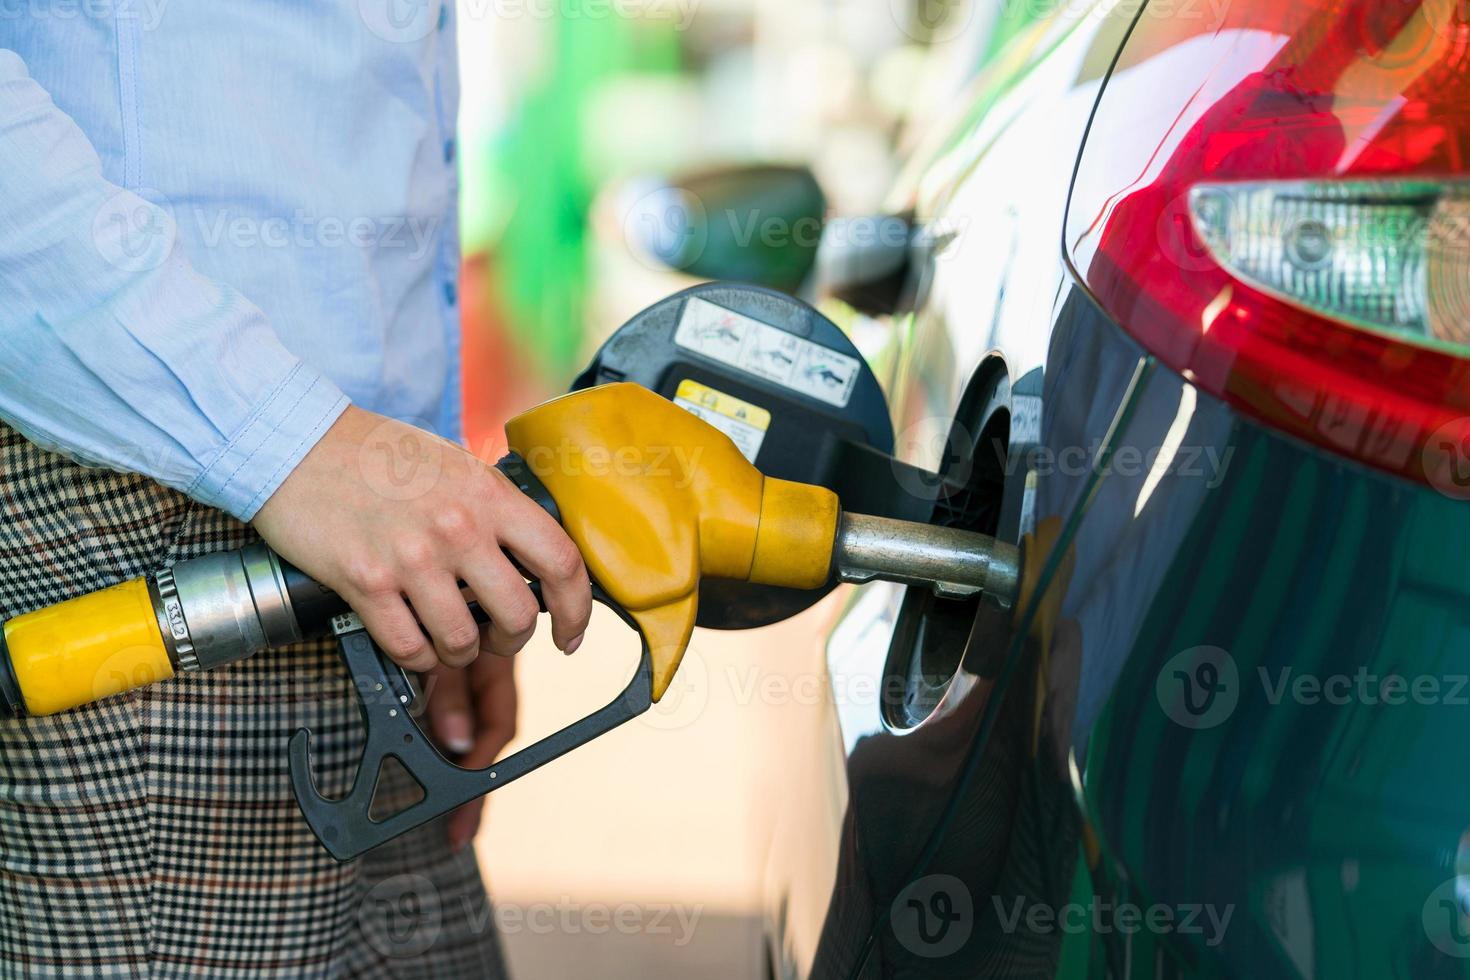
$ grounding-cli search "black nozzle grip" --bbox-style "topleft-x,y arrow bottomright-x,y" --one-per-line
0,631 -> 24,719
494,452 -> 561,524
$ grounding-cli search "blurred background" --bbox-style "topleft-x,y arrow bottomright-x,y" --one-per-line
451,1 -> 1038,974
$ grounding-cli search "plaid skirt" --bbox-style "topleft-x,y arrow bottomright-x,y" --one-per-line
0,426 -> 508,978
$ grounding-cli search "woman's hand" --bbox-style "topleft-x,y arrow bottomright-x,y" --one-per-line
253,406 -> 591,672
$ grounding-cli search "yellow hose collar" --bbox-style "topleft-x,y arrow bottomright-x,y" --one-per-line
4,577 -> 173,716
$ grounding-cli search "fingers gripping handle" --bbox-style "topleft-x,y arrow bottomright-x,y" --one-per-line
289,583 -> 652,861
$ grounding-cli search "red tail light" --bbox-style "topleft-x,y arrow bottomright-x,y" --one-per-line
1067,0 -> 1470,494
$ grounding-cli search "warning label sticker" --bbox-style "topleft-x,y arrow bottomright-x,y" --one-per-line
673,379 -> 770,463
673,297 -> 860,408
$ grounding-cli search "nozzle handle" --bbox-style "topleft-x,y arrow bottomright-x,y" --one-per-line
287,452 -> 662,860
288,580 -> 651,861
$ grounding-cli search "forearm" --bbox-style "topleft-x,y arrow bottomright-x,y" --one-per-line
0,48 -> 348,520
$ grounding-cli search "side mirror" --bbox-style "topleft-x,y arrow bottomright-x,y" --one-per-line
624,165 -> 826,293
816,213 -> 916,317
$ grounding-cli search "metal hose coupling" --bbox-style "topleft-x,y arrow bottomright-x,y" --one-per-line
151,542 -> 304,672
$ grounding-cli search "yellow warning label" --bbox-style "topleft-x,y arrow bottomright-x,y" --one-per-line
675,380 -> 770,428
673,379 -> 770,463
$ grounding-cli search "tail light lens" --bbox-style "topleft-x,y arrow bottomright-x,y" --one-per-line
1067,0 -> 1470,491
1189,180 -> 1470,352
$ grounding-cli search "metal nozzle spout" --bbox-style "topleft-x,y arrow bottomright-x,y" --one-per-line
833,513 -> 1021,607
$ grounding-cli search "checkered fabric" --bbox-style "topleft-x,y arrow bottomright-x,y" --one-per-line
0,425 -> 509,978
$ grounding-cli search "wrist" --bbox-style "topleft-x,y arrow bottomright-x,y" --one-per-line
190,364 -> 350,522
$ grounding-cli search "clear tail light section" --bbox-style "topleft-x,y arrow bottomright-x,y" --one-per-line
1189,180 -> 1470,352
1066,0 -> 1470,490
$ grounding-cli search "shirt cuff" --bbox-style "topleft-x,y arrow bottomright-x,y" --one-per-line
188,363 -> 350,522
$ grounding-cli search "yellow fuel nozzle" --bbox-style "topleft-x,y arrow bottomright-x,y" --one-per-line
506,382 -> 840,701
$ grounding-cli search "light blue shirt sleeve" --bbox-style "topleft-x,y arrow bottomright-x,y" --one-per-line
0,50 -> 350,521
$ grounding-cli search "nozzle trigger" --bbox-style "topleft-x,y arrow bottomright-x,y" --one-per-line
288,584 -> 652,861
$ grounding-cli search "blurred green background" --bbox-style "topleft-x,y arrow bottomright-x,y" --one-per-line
453,0 -> 1042,454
